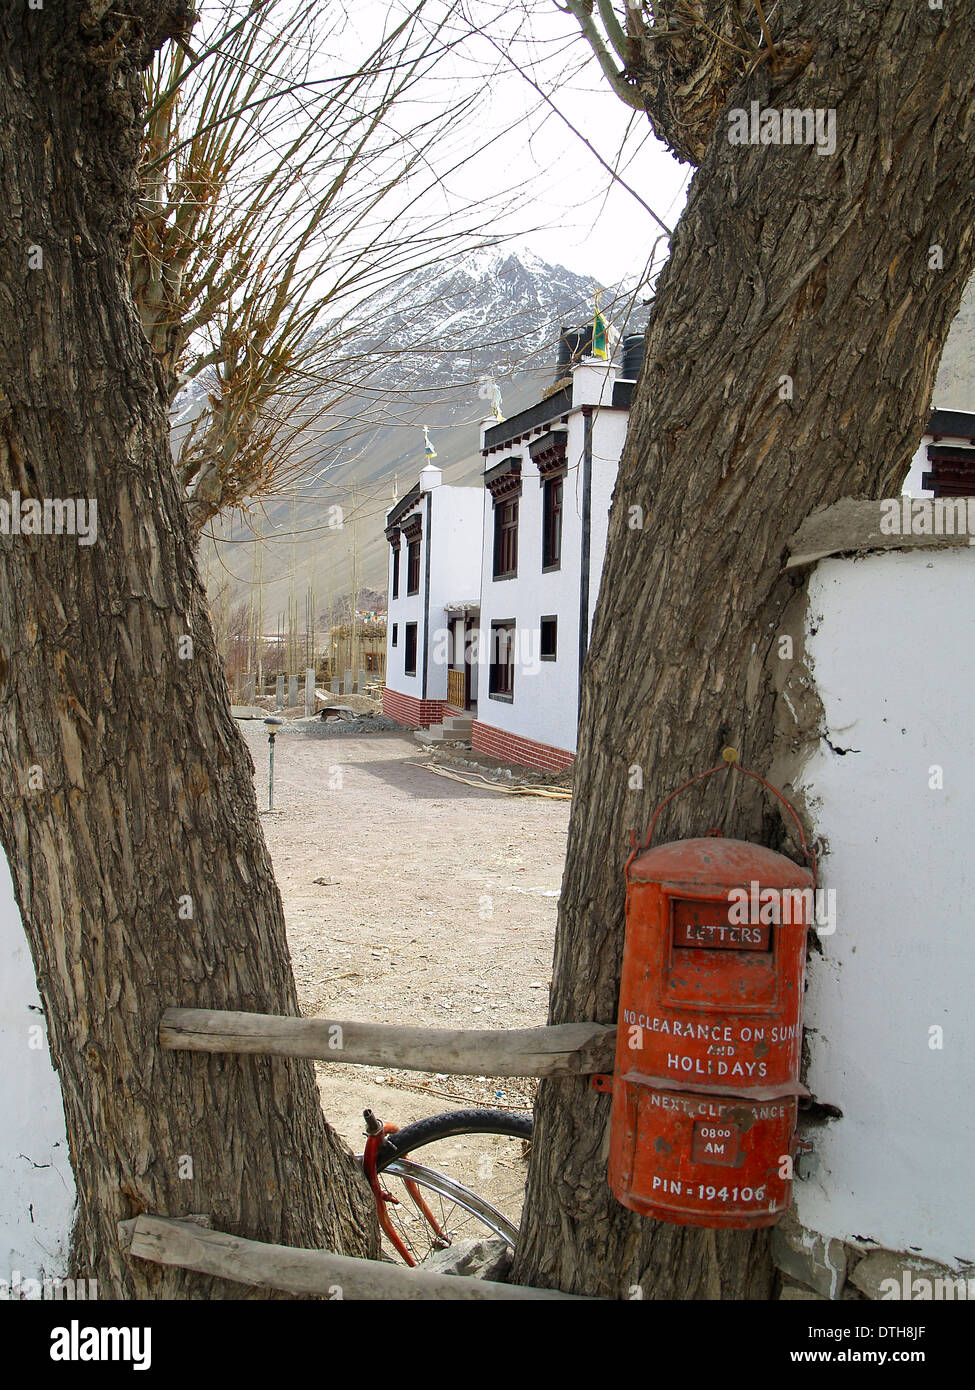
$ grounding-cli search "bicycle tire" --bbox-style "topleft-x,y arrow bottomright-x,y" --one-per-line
374,1108 -> 533,1172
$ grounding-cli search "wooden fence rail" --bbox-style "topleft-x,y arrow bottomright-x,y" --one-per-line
125,1215 -> 585,1300
160,1008 -> 616,1078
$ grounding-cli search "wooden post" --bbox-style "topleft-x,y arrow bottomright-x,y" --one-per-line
160,1008 -> 616,1077
126,1215 -> 586,1300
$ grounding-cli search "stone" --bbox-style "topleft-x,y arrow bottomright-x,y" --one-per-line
319,705 -> 357,721
849,1249 -> 973,1302
770,1209 -> 847,1299
420,1237 -> 512,1283
780,1283 -> 826,1301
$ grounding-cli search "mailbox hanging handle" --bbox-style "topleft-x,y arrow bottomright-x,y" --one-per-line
626,749 -> 817,887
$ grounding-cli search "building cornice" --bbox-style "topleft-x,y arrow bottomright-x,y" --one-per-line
928,408 -> 975,442
529,429 -> 568,479
484,456 -> 522,502
386,483 -> 422,531
482,387 -> 571,454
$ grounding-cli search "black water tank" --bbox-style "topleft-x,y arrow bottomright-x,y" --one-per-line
555,324 -> 594,381
620,332 -> 645,380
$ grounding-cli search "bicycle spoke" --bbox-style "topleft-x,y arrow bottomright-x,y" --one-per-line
362,1108 -> 533,1266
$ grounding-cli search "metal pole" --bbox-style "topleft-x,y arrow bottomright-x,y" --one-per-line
264,717 -> 282,811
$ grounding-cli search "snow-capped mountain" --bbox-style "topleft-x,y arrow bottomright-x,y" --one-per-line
203,247 -> 650,619
352,246 -> 618,385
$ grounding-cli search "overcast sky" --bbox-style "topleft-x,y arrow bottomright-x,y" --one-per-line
348,0 -> 693,290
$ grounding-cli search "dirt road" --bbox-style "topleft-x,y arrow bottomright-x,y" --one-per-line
238,722 -> 568,1190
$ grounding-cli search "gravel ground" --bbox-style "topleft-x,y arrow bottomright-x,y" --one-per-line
238,720 -> 569,1223
287,714 -> 403,736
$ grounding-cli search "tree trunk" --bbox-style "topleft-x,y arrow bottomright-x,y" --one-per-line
0,3 -> 376,1295
514,1 -> 975,1298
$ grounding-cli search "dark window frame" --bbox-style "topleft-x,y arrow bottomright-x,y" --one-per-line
540,615 -> 558,661
391,623 -> 398,647
541,474 -> 564,571
493,497 -> 519,580
404,622 -> 418,677
406,537 -> 421,595
488,619 -> 515,702
391,542 -> 400,598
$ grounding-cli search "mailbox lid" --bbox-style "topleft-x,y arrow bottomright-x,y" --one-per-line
629,837 -> 812,892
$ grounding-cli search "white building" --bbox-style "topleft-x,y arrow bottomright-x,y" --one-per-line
382,463 -> 483,731
472,355 -> 632,770
383,328 -> 640,769
903,406 -> 975,496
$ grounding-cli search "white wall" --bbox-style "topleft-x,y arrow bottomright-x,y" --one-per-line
427,485 -> 484,698
478,424 -> 582,753
794,547 -> 975,1266
588,409 -> 628,630
901,437 -> 933,496
384,495 -> 427,700
476,361 -> 627,754
0,850 -> 75,1281
384,485 -> 482,703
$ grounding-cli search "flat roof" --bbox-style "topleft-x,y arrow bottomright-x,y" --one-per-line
928,408 -> 975,440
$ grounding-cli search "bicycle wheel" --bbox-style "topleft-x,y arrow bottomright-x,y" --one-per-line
374,1109 -> 533,1170
366,1108 -> 533,1267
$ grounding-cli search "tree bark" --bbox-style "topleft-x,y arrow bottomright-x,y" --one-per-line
0,2 -> 376,1295
514,0 -> 975,1298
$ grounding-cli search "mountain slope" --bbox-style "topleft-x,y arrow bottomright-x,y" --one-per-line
204,249 -> 646,625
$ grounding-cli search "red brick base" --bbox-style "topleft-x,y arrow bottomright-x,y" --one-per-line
471,721 -> 575,773
383,686 -> 446,729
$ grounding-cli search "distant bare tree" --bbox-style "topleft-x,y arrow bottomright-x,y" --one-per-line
133,0 -> 520,532
0,0 -> 380,1295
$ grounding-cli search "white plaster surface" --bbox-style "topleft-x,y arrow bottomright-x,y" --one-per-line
384,484 -> 482,703
387,362 -> 631,751
476,362 -> 626,753
0,849 -> 75,1281
477,414 -> 584,753
796,547 -> 975,1265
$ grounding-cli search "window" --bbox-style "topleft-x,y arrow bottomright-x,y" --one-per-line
489,620 -> 515,700
365,651 -> 378,672
391,543 -> 400,598
540,615 -> 557,661
391,623 -> 398,647
407,538 -> 421,594
493,498 -> 519,579
542,475 -> 563,570
404,622 -> 418,676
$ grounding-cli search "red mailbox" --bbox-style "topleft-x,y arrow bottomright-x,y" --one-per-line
607,763 -> 815,1229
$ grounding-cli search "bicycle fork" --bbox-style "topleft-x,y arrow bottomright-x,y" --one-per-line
361,1108 -> 450,1267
